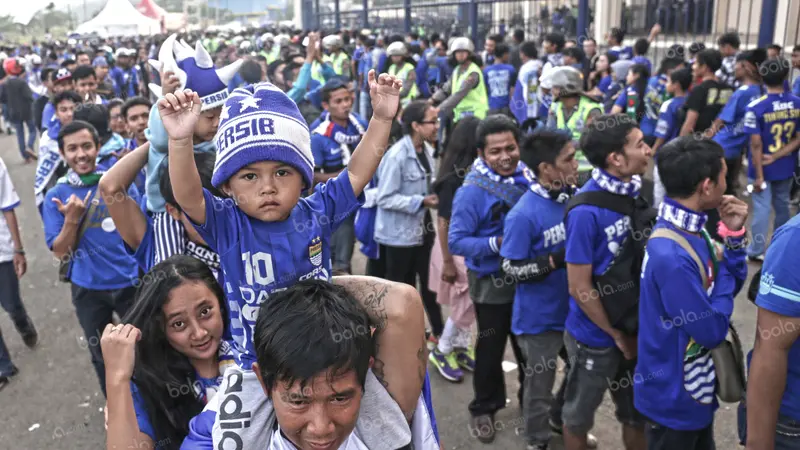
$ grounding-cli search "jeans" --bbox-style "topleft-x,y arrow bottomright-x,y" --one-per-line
748,177 -> 793,257
738,401 -> 800,449
518,331 -> 568,446
359,90 -> 371,120
646,421 -> 715,450
71,284 -> 136,397
12,118 -> 37,159
330,215 -> 356,273
0,262 -> 31,376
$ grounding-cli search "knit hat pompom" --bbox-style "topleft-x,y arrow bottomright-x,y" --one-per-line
211,82 -> 314,188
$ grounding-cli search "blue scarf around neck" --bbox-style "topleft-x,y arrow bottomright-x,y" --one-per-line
591,168 -> 642,197
471,157 -> 533,190
658,197 -> 708,233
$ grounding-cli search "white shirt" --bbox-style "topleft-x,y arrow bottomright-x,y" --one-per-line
270,427 -> 369,450
0,157 -> 21,263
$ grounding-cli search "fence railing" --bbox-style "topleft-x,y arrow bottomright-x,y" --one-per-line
305,0 -> 800,63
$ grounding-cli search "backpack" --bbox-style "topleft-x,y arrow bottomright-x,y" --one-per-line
565,190 -> 657,335
648,227 -> 747,403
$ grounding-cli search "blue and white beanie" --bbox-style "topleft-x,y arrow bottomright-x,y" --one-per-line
148,34 -> 242,111
211,82 -> 314,188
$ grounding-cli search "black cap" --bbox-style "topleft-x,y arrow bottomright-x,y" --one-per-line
736,48 -> 768,68
73,103 -> 111,141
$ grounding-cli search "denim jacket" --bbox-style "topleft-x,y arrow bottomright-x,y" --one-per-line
374,135 -> 434,247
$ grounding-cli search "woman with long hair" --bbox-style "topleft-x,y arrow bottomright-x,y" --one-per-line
587,52 -> 617,97
102,255 -> 230,450
426,116 -> 481,383
610,63 -> 650,122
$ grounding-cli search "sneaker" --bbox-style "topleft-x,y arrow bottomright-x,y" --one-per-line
0,365 -> 19,391
455,346 -> 475,372
470,414 -> 496,443
549,420 -> 597,449
428,349 -> 463,382
15,316 -> 38,349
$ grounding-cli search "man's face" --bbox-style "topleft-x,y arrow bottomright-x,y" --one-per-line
323,88 -> 353,121
700,158 -> 728,209
480,131 -> 520,177
543,40 -> 555,54
138,48 -> 148,61
583,40 -> 597,57
77,54 -> 91,66
454,50 -> 469,64
66,63 -> 77,73
436,43 -> 446,56
616,128 -> 652,177
55,99 -> 77,125
484,39 -> 496,55
60,129 -> 98,175
109,105 -> 127,135
692,60 -> 707,78
265,368 -> 363,450
564,55 -> 577,66
414,106 -> 439,144
792,51 -> 800,68
75,75 -> 98,99
768,48 -> 780,60
125,104 -> 150,142
117,55 -> 129,69
223,160 -> 304,222
541,142 -> 579,187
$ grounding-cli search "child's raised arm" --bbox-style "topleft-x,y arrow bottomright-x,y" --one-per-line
99,142 -> 150,250
159,89 -> 207,224
346,70 -> 402,196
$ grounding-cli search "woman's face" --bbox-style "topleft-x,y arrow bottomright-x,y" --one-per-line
163,281 -> 224,362
626,69 -> 637,85
596,55 -> 609,72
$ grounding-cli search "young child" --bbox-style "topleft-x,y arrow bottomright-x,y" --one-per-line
144,34 -> 242,264
484,43 -> 517,116
640,57 -> 686,146
160,70 -> 402,371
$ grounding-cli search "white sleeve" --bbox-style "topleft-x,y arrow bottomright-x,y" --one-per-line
0,158 -> 20,211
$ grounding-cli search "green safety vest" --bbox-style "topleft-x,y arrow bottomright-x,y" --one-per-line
452,62 -> 488,122
554,96 -> 599,171
388,62 -> 418,107
324,52 -> 350,77
311,60 -> 326,84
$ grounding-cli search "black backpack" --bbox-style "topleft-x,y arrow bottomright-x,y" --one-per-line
565,190 -> 657,335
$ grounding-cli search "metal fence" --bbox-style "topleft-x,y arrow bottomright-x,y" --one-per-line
308,0 -> 800,63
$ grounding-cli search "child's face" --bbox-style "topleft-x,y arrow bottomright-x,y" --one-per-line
194,107 -> 222,143
626,70 -> 637,85
666,77 -> 677,95
223,161 -> 304,222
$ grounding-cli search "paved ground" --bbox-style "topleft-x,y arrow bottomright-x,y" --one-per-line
0,131 -> 758,450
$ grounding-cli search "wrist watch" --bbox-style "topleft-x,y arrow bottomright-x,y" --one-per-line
14,248 -> 24,255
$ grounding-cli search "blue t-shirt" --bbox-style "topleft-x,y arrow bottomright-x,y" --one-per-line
609,46 -> 634,61
190,170 -> 364,369
501,191 -> 569,335
43,182 -> 140,290
635,217 -> 745,430
597,75 -> 613,94
41,102 -> 55,130
713,84 -> 764,159
654,96 -> 686,143
564,180 -> 633,347
752,215 -> 800,421
109,66 -> 139,98
632,55 -> 652,73
743,92 -> 800,181
793,76 -> 800,96
484,64 -> 516,110
310,114 -> 367,172
641,75 -> 668,137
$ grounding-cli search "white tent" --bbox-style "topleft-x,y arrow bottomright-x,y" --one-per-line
75,0 -> 160,37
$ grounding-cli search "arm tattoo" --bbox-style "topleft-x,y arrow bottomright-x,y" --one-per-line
352,279 -> 390,331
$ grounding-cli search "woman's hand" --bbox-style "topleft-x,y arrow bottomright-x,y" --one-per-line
100,324 -> 141,386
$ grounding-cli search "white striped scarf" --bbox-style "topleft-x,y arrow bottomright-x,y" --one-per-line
153,211 -> 186,265
683,342 -> 716,405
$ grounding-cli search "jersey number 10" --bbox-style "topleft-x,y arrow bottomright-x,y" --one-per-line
242,251 -> 275,286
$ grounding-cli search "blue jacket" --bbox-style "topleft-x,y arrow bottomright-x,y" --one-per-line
374,136 -> 434,247
448,182 -> 509,277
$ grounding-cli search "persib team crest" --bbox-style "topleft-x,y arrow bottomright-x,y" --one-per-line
309,236 -> 322,267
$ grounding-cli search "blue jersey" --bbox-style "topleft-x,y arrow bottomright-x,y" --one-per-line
564,179 -> 633,347
793,76 -> 800,96
191,171 -> 364,369
713,84 -> 764,159
43,182 -> 140,290
752,215 -> 800,421
597,75 -> 613,94
641,75 -> 669,137
632,55 -> 652,73
310,114 -> 368,172
654,96 -> 686,143
743,92 -> 800,181
501,191 -> 569,335
484,64 -> 515,110
608,46 -> 633,61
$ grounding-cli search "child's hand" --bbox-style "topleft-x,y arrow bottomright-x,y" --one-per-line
369,70 -> 402,123
161,70 -> 181,96
158,89 -> 201,141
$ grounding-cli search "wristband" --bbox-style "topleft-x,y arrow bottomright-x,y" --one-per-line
717,221 -> 746,238
14,248 -> 24,255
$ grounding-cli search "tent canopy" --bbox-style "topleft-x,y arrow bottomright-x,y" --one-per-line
76,0 -> 160,37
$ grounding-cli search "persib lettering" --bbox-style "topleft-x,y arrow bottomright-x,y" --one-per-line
218,117 -> 276,150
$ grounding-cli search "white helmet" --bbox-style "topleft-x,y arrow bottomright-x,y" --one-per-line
322,34 -> 343,50
260,32 -> 274,43
275,34 -> 291,47
449,37 -> 474,55
29,54 -> 42,65
239,40 -> 252,50
540,66 -> 584,96
386,41 -> 408,57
